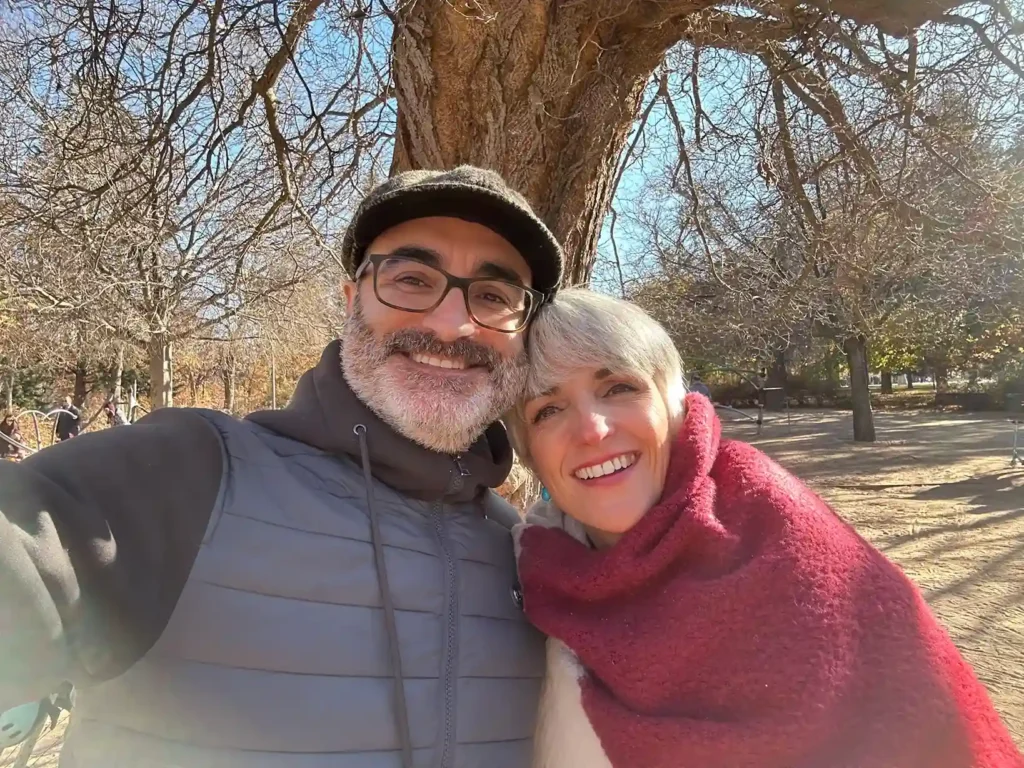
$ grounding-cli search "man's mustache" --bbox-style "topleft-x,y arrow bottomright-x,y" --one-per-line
383,329 -> 500,370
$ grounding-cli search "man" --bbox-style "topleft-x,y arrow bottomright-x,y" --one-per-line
0,166 -> 562,767
54,396 -> 81,441
689,373 -> 712,399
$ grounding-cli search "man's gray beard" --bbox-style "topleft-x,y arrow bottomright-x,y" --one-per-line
340,298 -> 529,454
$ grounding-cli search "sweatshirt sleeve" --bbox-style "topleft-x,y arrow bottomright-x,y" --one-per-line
0,408 -> 223,710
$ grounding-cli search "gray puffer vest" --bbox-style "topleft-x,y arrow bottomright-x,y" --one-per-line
61,405 -> 545,767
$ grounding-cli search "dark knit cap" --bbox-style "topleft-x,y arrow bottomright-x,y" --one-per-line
341,166 -> 563,297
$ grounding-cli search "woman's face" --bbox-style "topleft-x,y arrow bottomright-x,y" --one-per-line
523,366 -> 673,548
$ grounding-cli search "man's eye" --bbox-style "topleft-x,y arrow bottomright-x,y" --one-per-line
395,275 -> 430,287
479,291 -> 512,306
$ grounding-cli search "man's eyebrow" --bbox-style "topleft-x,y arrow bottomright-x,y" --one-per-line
381,248 -> 527,285
595,368 -> 613,380
475,260 -> 529,286
386,245 -> 443,265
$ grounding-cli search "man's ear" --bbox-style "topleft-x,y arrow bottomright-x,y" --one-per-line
341,280 -> 357,317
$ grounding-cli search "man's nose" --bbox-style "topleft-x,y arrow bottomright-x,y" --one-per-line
420,287 -> 476,342
576,409 -> 612,445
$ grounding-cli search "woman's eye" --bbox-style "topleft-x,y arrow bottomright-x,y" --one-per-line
606,382 -> 638,396
531,404 -> 559,424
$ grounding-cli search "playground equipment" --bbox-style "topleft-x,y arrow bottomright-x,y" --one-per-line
1008,392 -> 1022,467
693,367 -> 792,436
0,408 -> 81,459
0,684 -> 74,766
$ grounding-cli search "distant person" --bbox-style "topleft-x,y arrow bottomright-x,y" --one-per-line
689,373 -> 712,399
103,401 -> 128,427
0,413 -> 24,458
54,396 -> 81,441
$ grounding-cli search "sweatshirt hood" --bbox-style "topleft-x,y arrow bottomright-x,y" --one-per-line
246,340 -> 514,503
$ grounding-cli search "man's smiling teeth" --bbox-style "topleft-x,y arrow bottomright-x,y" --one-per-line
574,453 -> 637,480
409,353 -> 467,370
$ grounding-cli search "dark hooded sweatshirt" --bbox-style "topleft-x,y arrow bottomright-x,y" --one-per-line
0,341 -> 542,766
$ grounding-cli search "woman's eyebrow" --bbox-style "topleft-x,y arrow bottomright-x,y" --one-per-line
526,385 -> 559,403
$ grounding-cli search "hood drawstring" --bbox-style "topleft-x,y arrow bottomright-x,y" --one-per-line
354,424 -> 414,768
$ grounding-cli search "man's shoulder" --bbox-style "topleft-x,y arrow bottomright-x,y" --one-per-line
24,406 -> 225,479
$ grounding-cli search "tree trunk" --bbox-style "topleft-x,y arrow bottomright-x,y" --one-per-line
270,353 -> 278,409
222,356 -> 236,413
72,361 -> 89,407
148,336 -> 174,409
389,3 -> 954,283
844,334 -> 876,443
112,345 -> 125,409
905,370 -> 915,389
391,3 -> 691,283
5,373 -> 13,412
764,346 -> 788,411
880,370 -> 893,394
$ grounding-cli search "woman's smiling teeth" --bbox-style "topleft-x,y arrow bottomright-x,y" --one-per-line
574,453 -> 638,480
409,353 -> 467,370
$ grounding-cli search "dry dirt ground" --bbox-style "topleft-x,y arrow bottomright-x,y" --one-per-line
4,409 -> 1023,765
725,408 -> 1024,748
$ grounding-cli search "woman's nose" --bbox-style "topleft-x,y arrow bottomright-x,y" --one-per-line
576,409 -> 612,445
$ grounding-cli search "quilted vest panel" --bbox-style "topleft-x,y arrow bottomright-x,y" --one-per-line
60,410 -> 545,768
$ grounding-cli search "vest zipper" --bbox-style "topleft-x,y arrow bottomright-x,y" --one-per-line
434,455 -> 469,768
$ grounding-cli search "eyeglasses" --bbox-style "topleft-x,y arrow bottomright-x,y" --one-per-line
355,254 -> 542,333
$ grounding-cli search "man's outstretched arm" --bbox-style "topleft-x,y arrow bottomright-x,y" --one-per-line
0,409 -> 223,710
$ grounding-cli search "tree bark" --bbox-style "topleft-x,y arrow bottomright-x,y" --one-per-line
880,370 -> 893,394
222,355 -> 236,413
5,373 -> 13,413
148,335 -> 174,409
270,352 -> 278,410
112,345 -> 125,409
389,2 -> 960,284
72,361 -> 89,407
391,2 -> 693,283
905,370 -> 915,389
844,334 -> 876,443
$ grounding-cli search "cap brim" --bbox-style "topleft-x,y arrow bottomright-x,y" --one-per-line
351,184 -> 561,296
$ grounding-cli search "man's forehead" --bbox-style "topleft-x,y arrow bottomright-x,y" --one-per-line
367,216 -> 532,283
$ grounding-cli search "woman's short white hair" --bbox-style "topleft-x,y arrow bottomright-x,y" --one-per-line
507,287 -> 686,468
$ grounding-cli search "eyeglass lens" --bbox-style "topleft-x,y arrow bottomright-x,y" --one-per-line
374,257 -> 532,330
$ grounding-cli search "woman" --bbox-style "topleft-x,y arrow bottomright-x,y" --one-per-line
508,288 -> 1021,768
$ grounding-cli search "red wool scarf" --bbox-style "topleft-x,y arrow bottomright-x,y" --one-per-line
517,394 -> 1022,768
